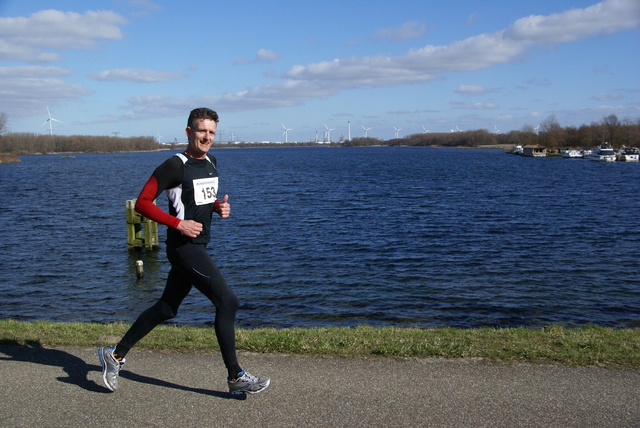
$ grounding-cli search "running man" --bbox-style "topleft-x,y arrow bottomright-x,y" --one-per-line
99,107 -> 269,394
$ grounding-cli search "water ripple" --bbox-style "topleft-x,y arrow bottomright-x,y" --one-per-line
0,148 -> 638,328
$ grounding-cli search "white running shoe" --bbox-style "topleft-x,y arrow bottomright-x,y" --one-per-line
227,369 -> 270,394
98,346 -> 125,392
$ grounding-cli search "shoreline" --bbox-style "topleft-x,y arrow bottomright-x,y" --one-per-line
0,153 -> 20,163
2,320 -> 638,370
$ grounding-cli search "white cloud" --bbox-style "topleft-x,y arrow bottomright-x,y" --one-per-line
0,66 -> 72,78
522,78 -> 553,87
112,0 -> 638,119
0,39 -> 62,62
284,0 -> 639,85
0,66 -> 91,116
451,101 -> 499,110
255,49 -> 282,62
503,0 -> 639,44
593,93 -> 623,101
91,69 -> 186,83
455,85 -> 488,95
234,49 -> 282,65
0,10 -> 127,62
373,21 -> 427,42
120,80 -> 340,121
128,0 -> 163,17
464,13 -> 482,26
285,55 -> 441,88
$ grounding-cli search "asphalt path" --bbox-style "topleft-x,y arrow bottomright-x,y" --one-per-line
0,344 -> 638,427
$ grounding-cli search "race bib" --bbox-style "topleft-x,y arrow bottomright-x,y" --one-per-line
193,177 -> 218,206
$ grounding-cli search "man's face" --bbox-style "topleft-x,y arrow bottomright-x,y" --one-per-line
186,118 -> 217,158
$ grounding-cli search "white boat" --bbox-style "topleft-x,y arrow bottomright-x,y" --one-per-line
588,143 -> 616,162
616,146 -> 639,162
562,149 -> 582,158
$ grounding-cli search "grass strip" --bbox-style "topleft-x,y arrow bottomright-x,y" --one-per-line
1,320 -> 638,370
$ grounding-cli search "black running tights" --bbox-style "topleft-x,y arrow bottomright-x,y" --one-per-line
117,243 -> 240,371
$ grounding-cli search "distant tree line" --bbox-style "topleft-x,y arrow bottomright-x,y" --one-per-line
1,113 -> 638,155
0,133 -> 163,154
342,137 -> 385,147
390,129 -> 499,148
388,114 -> 640,151
502,114 -> 640,150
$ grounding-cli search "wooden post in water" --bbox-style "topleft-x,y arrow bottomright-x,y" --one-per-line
135,260 -> 144,278
126,199 -> 159,251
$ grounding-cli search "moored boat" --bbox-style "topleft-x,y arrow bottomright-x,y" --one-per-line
562,149 -> 582,158
511,145 -> 524,155
588,143 -> 616,162
616,146 -> 639,162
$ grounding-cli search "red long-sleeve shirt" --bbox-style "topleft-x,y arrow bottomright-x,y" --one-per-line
135,153 -> 220,245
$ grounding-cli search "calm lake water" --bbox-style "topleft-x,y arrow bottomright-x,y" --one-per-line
0,146 -> 638,329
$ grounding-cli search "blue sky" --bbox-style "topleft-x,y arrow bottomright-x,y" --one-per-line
0,0 -> 638,142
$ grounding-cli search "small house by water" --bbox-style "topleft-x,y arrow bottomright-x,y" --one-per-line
522,145 -> 547,157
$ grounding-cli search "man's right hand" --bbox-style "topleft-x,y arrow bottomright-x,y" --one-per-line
177,219 -> 203,238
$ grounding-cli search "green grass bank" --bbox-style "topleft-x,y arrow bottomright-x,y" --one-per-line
1,320 -> 638,370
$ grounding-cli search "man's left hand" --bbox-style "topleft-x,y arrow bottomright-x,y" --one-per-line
216,194 -> 230,218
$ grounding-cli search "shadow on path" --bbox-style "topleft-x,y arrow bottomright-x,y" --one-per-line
120,370 -> 246,400
0,341 -> 104,393
0,342 -> 245,400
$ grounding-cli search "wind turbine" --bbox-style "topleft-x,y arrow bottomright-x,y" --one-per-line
494,125 -> 501,134
324,124 -> 334,143
156,133 -> 163,143
422,126 -> 430,133
42,106 -> 61,135
393,125 -> 402,139
361,125 -> 372,138
281,123 -> 292,143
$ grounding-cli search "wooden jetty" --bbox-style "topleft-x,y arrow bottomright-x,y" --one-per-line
126,199 -> 159,250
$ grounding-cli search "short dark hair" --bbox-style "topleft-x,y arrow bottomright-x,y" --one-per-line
187,108 -> 219,127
